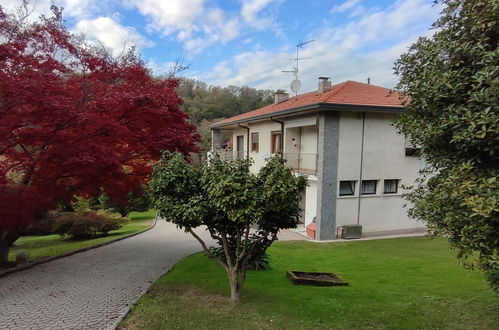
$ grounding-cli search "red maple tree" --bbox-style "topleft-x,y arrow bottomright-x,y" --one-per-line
0,6 -> 199,264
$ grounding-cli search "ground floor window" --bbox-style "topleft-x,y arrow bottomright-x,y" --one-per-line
361,180 -> 377,195
236,135 -> 244,158
271,131 -> 282,153
383,179 -> 399,194
339,180 -> 355,196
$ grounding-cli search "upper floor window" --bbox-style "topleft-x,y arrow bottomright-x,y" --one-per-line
404,135 -> 420,157
383,179 -> 399,194
251,133 -> 259,152
271,131 -> 282,153
339,181 -> 355,196
361,180 -> 377,195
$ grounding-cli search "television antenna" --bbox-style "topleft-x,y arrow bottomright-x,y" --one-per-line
282,39 -> 315,96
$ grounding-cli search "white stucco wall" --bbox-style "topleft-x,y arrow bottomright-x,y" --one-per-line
231,121 -> 282,174
304,179 -> 317,226
229,118 -> 319,224
222,111 -> 425,236
335,112 -> 426,234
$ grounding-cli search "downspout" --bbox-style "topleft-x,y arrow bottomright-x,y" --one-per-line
357,112 -> 366,225
238,123 -> 250,159
270,116 -> 284,154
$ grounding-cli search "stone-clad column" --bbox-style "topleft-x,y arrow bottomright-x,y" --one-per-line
315,111 -> 340,240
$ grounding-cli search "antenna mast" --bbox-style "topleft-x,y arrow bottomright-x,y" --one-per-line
282,39 -> 315,96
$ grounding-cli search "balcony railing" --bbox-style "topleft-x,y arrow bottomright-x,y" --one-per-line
283,153 -> 318,175
211,149 -> 234,161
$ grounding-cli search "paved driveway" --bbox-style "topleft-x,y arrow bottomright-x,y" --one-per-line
0,219 -> 213,330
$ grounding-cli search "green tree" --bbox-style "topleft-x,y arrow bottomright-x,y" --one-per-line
98,188 -> 150,217
394,0 -> 498,290
149,153 -> 306,302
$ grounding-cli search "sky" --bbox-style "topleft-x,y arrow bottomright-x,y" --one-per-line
0,0 -> 442,92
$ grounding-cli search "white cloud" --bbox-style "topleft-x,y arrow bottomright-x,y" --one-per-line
203,0 -> 441,91
208,61 -> 232,80
331,0 -> 362,13
200,49 -> 291,89
146,59 -> 177,76
0,0 -> 108,21
126,0 -> 204,34
0,0 -> 52,20
76,17 -> 154,56
125,0 -> 240,55
239,0 -> 283,35
240,0 -> 276,25
59,0 -> 98,19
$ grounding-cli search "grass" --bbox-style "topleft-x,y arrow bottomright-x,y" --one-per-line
120,236 -> 498,330
8,210 -> 156,263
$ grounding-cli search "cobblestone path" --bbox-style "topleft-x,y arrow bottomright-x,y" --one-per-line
0,219 -> 212,330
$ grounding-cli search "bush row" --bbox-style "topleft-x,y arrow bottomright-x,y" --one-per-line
23,210 -> 127,239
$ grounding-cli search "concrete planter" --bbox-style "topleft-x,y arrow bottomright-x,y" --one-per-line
287,270 -> 348,286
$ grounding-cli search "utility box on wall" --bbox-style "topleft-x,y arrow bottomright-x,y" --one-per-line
306,223 -> 316,239
337,225 -> 362,239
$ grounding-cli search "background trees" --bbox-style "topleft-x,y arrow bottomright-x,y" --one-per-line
394,0 -> 498,289
149,153 -> 306,302
176,78 -> 273,154
176,78 -> 273,124
0,6 -> 198,264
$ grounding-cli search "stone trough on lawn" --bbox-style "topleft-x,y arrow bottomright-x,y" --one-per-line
287,271 -> 348,286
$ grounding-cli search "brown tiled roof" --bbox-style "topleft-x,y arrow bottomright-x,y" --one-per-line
213,80 -> 403,127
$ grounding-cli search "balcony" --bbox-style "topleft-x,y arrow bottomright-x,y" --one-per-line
283,153 -> 318,175
210,149 -> 234,161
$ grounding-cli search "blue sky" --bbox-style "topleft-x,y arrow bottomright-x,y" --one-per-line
1,0 -> 442,91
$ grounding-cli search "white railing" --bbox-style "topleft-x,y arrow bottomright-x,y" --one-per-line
211,149 -> 234,161
283,153 -> 318,175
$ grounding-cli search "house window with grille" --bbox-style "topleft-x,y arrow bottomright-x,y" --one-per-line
251,133 -> 259,152
339,181 -> 356,196
361,180 -> 377,195
383,179 -> 399,194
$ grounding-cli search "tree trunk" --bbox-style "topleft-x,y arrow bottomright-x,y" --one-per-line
0,229 -> 21,266
228,268 -> 246,303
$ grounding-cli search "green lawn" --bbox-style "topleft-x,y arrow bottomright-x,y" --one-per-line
8,210 -> 156,263
120,236 -> 498,330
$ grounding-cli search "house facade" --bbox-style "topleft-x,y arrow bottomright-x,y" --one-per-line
210,78 -> 426,240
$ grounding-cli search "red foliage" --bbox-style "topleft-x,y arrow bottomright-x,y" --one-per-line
0,7 -> 199,231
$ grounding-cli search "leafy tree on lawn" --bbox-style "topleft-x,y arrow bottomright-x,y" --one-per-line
394,0 -> 498,290
0,6 -> 199,265
149,153 -> 306,302
98,188 -> 151,217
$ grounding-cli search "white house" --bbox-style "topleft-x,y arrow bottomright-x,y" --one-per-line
210,78 -> 426,240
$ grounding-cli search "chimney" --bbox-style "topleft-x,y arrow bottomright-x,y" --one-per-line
367,77 -> 371,85
274,89 -> 289,104
318,76 -> 331,93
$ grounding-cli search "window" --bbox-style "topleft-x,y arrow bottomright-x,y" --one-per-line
236,135 -> 244,159
405,147 -> 418,157
405,135 -> 420,156
361,180 -> 377,195
271,131 -> 282,153
383,179 -> 399,194
339,181 -> 355,196
251,133 -> 259,152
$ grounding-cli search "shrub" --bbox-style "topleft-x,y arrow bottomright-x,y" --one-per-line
98,189 -> 151,217
53,211 -> 126,239
22,212 -> 56,236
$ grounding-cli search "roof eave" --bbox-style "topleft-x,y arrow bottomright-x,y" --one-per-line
210,102 -> 404,129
